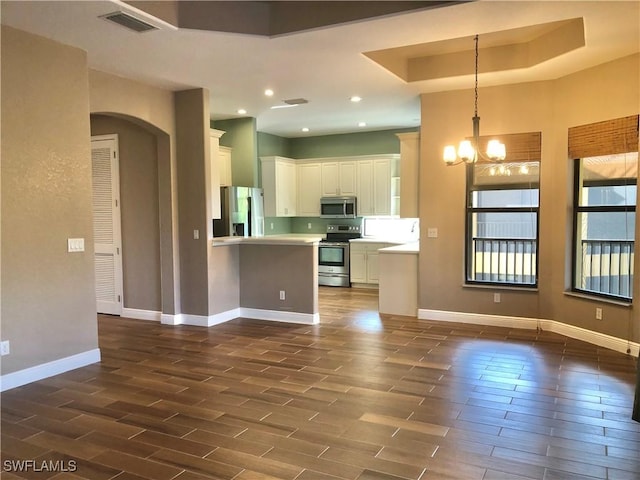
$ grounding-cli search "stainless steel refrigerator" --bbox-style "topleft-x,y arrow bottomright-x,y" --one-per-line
213,186 -> 265,237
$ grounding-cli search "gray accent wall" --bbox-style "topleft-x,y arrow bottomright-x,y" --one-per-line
213,117 -> 259,187
209,245 -> 240,314
289,128 -> 417,158
239,244 -> 317,314
175,89 -> 211,317
90,115 -> 162,312
1,26 -> 99,374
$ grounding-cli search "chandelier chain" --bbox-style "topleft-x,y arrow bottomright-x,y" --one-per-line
474,34 -> 478,118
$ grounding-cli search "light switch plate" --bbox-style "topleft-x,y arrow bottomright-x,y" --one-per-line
67,238 -> 85,252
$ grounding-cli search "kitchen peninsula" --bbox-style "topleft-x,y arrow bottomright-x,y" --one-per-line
209,235 -> 322,325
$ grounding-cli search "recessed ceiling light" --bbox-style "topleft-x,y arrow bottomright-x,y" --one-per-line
237,108 -> 247,115
358,122 -> 367,127
350,96 -> 362,103
265,89 -> 274,97
301,127 -> 310,132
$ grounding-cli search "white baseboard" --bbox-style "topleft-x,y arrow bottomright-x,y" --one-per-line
122,308 -> 161,322
239,308 -> 320,325
0,348 -> 101,392
419,309 -> 639,357
155,307 -> 318,326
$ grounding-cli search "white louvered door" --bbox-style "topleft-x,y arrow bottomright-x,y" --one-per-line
91,135 -> 123,315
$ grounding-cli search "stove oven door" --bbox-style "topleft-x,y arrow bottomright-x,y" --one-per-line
318,241 -> 350,287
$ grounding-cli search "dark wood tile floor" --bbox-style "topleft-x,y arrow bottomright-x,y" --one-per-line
2,287 -> 639,479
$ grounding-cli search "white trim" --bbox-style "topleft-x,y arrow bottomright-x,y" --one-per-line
161,313 -> 182,325
239,308 -> 319,325
419,309 -> 639,357
210,308 -> 243,325
122,308 -> 161,322
0,349 -> 101,392
155,308 -> 318,326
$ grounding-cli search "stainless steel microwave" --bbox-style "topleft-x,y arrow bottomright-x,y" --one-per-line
320,196 -> 357,218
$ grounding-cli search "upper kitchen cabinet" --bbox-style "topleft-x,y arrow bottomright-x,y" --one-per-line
356,155 -> 399,216
209,129 -> 225,219
396,132 -> 419,218
261,156 -> 297,217
321,161 -> 356,197
297,161 -> 322,216
218,146 -> 232,186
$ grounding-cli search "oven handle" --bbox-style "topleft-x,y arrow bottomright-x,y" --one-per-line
319,242 -> 349,247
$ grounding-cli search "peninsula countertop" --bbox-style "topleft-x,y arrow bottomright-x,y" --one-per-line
212,234 -> 323,247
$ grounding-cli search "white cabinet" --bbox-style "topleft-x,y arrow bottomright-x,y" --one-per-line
218,146 -> 232,186
297,162 -> 322,216
356,157 -> 396,216
350,241 -> 393,286
261,156 -> 297,217
321,161 -> 356,197
209,129 -> 225,219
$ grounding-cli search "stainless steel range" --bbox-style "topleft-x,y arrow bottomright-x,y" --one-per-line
318,223 -> 362,287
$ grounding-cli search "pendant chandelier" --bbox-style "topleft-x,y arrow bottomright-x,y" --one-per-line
443,34 -> 506,165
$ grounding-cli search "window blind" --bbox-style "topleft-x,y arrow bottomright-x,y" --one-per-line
568,115 -> 639,159
469,131 -> 542,163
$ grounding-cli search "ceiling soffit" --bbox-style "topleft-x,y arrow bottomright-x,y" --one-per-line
125,1 -> 464,37
364,17 -> 586,83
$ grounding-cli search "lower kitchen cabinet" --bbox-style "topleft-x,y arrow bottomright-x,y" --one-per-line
350,242 -> 393,286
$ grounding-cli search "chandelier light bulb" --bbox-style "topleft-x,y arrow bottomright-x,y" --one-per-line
458,140 -> 476,163
443,145 -> 457,165
487,139 -> 506,161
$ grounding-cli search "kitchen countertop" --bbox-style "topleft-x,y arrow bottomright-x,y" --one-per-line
350,237 -> 416,245
212,234 -> 323,247
379,241 -> 419,254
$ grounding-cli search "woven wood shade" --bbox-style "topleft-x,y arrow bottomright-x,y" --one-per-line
469,132 -> 542,162
568,115 -> 639,159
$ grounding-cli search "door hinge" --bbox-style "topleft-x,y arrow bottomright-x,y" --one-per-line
116,247 -> 120,255
117,295 -> 121,302
115,199 -> 118,207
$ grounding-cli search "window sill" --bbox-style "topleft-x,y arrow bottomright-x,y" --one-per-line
563,291 -> 632,307
463,283 -> 538,293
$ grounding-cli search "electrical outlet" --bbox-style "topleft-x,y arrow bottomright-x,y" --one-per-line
493,293 -> 501,303
427,228 -> 438,238
270,222 -> 274,230
595,307 -> 603,320
279,290 -> 285,301
1,341 -> 10,356
307,222 -> 312,230
193,229 -> 200,240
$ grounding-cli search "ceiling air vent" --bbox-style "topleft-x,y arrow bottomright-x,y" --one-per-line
284,98 -> 309,105
100,11 -> 158,33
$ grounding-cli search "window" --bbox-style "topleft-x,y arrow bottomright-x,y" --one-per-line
572,153 -> 637,300
569,115 -> 639,302
465,132 -> 542,287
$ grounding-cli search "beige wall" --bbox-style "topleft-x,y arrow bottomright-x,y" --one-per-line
1,26 -> 99,373
91,115 -> 162,312
89,70 -> 180,316
419,53 -> 640,343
